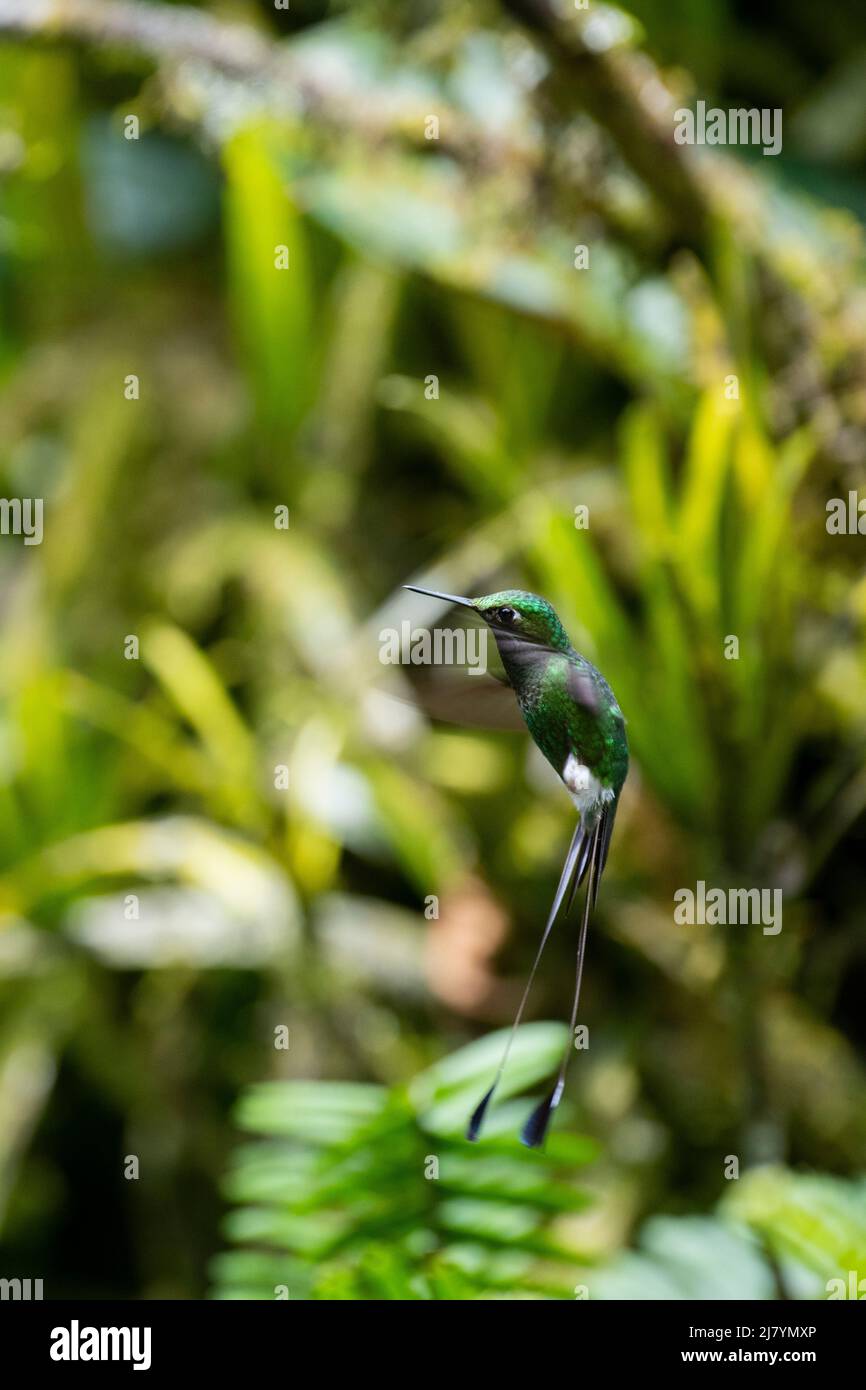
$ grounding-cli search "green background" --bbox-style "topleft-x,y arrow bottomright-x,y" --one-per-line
0,0 -> 864,1299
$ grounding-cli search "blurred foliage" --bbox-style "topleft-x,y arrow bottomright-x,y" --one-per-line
213,1024 -> 600,1300
216,1050 -> 866,1299
595,1166 -> 866,1300
0,0 -> 863,1299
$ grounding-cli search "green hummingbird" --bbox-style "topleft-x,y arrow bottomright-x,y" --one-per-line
404,585 -> 628,1147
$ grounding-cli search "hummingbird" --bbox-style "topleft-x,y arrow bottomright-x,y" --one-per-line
404,585 -> 628,1147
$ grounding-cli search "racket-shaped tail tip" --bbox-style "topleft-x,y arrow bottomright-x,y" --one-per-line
466,1084 -> 496,1142
520,1082 -> 564,1150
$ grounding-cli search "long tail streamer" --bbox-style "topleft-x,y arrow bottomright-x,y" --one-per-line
466,816 -> 594,1143
520,806 -> 614,1148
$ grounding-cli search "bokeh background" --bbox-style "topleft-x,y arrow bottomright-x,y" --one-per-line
0,0 -> 865,1300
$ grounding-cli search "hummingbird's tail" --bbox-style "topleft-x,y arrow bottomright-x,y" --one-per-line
466,817 -> 594,1143
520,806 -> 614,1149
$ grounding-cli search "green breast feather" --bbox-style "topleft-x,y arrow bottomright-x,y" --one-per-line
519,654 -> 628,794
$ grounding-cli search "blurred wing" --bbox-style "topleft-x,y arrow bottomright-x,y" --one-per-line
377,605 -> 526,731
381,669 -> 525,731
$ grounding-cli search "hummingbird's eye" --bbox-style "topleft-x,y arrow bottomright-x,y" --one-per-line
497,606 -> 518,625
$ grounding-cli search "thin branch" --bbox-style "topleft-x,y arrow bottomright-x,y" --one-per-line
0,0 -> 542,177
0,0 -> 272,74
0,0 -> 712,243
500,0 -> 710,240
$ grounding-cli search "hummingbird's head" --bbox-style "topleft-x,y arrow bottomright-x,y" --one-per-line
403,585 -> 572,652
472,590 -> 572,651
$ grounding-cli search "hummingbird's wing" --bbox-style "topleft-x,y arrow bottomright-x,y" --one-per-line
376,605 -> 527,731
521,801 -> 615,1148
466,814 -> 595,1142
399,668 -> 526,731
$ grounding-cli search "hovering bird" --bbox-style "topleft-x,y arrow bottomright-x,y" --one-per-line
404,586 -> 628,1147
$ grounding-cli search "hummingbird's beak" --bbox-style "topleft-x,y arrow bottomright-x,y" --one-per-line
403,584 -> 475,609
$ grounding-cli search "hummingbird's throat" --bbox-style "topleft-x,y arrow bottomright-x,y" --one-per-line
492,631 -> 563,693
